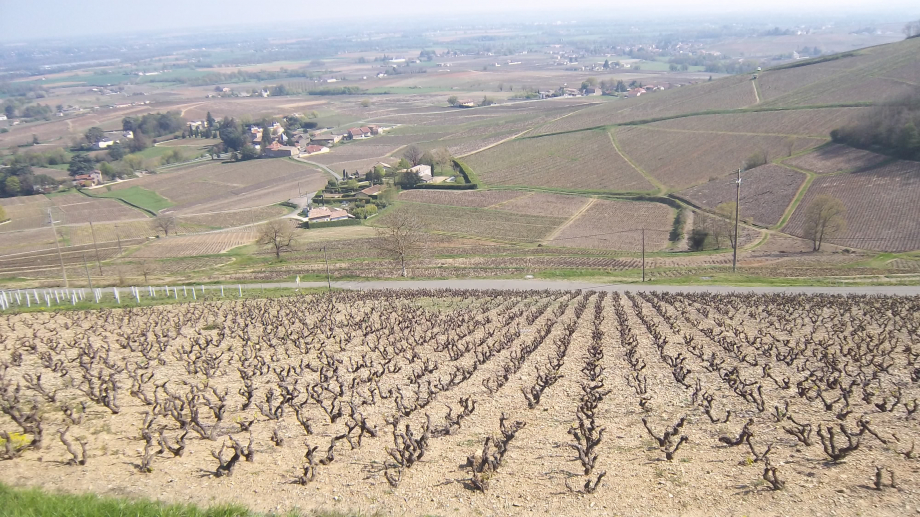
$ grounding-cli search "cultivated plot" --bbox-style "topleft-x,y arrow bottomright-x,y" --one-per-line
374,202 -> 565,243
678,164 -> 806,227
615,126 -> 824,191
548,199 -> 674,251
3,291 -> 914,516
464,130 -> 655,192
786,144 -> 889,175
106,159 -> 326,214
783,160 -> 920,251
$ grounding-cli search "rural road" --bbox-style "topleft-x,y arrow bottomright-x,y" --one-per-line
10,281 -> 920,308
248,279 -> 920,296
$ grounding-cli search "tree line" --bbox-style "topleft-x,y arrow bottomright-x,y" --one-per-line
831,90 -> 920,161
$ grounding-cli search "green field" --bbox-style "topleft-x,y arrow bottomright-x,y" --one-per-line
90,186 -> 173,213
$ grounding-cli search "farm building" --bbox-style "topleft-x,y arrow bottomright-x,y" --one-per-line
72,171 -> 102,186
262,142 -> 300,158
584,87 -> 602,95
311,134 -> 343,146
348,127 -> 373,140
410,164 -> 433,183
307,207 -> 352,222
457,100 -> 477,108
303,145 -> 329,156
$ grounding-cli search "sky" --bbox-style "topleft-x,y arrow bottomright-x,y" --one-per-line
1,0 -> 918,41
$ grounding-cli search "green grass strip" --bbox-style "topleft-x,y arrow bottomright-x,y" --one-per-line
85,186 -> 174,215
0,482 -> 251,517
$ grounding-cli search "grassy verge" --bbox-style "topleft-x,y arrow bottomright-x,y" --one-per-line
0,482 -> 368,517
86,186 -> 174,214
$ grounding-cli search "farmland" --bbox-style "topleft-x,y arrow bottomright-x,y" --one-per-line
783,160 -> 920,252
88,186 -> 174,214
398,189 -> 526,208
372,202 -> 566,243
105,159 -> 327,214
464,130 -> 655,192
614,126 -> 824,190
130,231 -> 254,258
0,193 -> 146,233
493,192 -> 591,218
786,144 -> 889,174
2,290 -> 919,516
530,75 -> 758,136
646,107 -> 871,138
678,164 -> 806,227
548,199 -> 674,251
758,38 -> 920,107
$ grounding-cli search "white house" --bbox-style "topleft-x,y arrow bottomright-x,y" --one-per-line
307,207 -> 352,222
410,164 -> 433,183
96,139 -> 115,149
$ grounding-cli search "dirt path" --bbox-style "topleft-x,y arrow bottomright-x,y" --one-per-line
542,197 -> 596,243
608,129 -> 666,195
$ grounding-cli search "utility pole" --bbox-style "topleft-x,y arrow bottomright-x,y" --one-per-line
82,251 -> 94,291
89,219 -> 102,274
323,245 -> 331,291
48,208 -> 68,288
732,167 -> 742,273
641,228 -> 646,282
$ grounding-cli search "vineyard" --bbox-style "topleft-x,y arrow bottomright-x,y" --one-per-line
308,143 -> 404,165
372,202 -> 566,243
398,190 -> 526,208
2,290 -> 918,515
106,160 -> 326,215
548,199 -> 674,251
530,75 -> 757,137
679,164 -> 805,227
0,193 -> 146,233
646,107 -> 870,139
783,160 -> 920,252
464,130 -> 655,192
131,232 -> 255,259
615,126 -> 824,190
786,144 -> 889,175
758,39 -> 920,108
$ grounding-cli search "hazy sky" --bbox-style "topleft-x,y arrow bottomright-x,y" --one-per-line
1,0 -> 918,41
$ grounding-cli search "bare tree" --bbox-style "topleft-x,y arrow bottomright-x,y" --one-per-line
711,202 -> 740,249
403,145 -> 423,167
258,220 -> 296,259
138,261 -> 153,284
151,215 -> 177,237
802,195 -> 846,251
904,20 -> 920,39
375,208 -> 426,277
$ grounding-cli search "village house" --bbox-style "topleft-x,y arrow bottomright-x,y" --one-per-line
72,170 -> 103,187
347,127 -> 373,140
311,133 -> 343,146
357,184 -> 385,200
584,87 -> 602,96
307,206 -> 352,223
409,164 -> 433,183
302,145 -> 329,156
262,142 -> 300,158
457,100 -> 477,108
625,88 -> 647,98
96,139 -> 115,149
